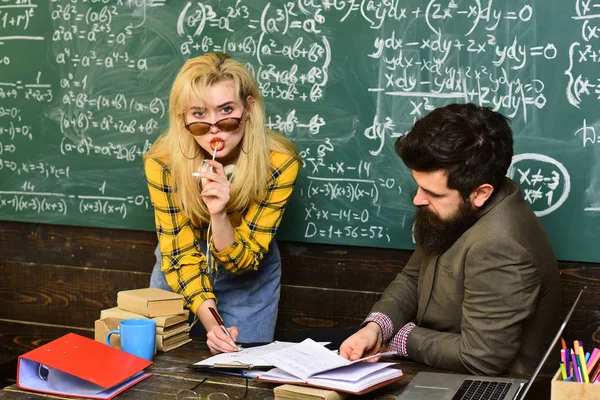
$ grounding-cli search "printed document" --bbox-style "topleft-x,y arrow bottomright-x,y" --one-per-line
193,341 -> 315,368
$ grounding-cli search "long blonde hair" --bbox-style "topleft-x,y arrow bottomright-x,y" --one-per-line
145,53 -> 300,225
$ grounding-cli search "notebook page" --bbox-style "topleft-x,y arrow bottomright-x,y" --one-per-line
258,368 -> 306,384
307,365 -> 403,393
193,341 -> 300,368
311,362 -> 396,381
262,339 -> 351,380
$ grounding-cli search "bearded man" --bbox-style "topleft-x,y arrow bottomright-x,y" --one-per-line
339,103 -> 560,376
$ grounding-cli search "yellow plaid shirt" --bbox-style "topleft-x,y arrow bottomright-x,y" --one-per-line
145,152 -> 299,315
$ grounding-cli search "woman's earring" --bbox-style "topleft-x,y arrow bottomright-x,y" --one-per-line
240,137 -> 250,154
179,135 -> 200,159
241,112 -> 251,154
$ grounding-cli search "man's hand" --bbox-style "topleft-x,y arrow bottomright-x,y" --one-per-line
339,322 -> 384,362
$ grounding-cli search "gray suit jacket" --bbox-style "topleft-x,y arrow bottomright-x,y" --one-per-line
372,178 -> 560,376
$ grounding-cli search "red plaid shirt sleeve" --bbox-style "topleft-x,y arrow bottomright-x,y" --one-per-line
389,322 -> 416,357
363,312 -> 394,342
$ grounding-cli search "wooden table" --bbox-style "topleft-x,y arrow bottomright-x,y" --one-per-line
0,339 -> 552,399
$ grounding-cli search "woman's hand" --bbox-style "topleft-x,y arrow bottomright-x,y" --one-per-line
206,325 -> 240,355
198,160 -> 231,215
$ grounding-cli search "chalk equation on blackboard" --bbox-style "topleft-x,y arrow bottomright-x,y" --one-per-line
1,0 -> 599,261
508,154 -> 570,218
575,119 -> 600,148
0,188 -> 150,220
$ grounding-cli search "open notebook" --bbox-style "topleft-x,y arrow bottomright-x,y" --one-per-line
256,339 -> 404,395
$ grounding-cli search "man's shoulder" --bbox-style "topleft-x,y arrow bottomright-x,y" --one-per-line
468,200 -> 545,245
459,181 -> 557,269
477,178 -> 538,227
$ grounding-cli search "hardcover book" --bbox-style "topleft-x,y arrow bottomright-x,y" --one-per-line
100,306 -> 189,328
117,288 -> 184,317
157,330 -> 192,352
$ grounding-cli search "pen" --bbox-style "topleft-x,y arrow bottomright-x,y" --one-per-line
356,351 -> 399,362
372,350 -> 399,358
208,306 -> 242,351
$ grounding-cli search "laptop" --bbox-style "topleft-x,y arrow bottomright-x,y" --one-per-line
398,289 -> 583,400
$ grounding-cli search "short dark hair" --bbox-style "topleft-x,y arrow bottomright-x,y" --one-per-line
395,103 -> 513,198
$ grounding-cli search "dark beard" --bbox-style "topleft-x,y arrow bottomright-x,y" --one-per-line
413,199 -> 480,256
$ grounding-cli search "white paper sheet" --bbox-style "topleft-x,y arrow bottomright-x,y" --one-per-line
262,339 -> 350,380
193,341 -> 305,368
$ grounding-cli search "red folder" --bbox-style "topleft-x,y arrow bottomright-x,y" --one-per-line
16,333 -> 152,399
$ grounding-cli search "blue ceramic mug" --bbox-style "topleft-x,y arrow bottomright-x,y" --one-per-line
106,319 -> 156,361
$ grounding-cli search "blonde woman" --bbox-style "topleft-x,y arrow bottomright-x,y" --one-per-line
144,53 -> 300,354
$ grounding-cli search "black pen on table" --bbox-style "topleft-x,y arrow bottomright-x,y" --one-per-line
208,307 -> 242,351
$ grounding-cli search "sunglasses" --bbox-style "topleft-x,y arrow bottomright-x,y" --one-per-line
184,111 -> 246,136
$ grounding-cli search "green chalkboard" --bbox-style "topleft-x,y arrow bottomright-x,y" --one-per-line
1,1 -> 599,262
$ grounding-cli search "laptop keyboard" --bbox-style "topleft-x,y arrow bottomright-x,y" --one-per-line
452,379 -> 512,400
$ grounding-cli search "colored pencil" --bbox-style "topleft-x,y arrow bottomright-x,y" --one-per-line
587,348 -> 600,372
572,350 -> 582,382
579,346 -> 590,383
560,363 -> 568,380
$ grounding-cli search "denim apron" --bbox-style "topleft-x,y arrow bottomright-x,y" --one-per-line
149,240 -> 281,343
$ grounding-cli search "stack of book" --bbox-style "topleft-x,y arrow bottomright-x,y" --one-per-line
274,385 -> 348,400
97,288 -> 192,352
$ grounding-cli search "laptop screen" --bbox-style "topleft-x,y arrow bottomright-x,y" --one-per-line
516,288 -> 583,400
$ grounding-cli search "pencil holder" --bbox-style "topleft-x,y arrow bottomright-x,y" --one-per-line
551,369 -> 600,399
